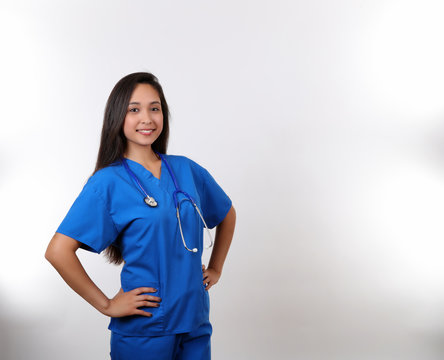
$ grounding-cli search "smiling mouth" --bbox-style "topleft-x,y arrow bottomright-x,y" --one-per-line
137,129 -> 154,134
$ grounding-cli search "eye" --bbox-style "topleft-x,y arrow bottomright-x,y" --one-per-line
151,107 -> 161,112
129,108 -> 139,113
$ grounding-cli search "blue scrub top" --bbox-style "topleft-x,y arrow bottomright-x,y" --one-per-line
56,154 -> 232,336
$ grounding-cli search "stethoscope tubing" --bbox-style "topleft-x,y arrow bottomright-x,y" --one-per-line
120,152 -> 214,253
121,156 -> 151,199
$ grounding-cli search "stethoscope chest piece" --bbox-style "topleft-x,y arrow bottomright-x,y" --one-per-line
144,196 -> 158,207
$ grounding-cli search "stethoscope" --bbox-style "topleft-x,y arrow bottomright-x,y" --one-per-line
120,151 -> 214,253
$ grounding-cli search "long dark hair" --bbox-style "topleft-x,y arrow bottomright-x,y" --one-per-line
93,72 -> 170,265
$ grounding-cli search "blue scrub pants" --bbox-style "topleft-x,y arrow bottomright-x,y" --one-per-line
110,321 -> 212,360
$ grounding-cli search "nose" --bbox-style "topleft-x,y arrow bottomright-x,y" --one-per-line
140,109 -> 153,124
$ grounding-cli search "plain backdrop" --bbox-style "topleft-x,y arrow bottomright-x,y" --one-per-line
2,0 -> 444,359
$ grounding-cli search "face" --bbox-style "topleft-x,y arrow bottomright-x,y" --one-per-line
123,83 -> 163,153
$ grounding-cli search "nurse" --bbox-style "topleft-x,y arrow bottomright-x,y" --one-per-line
45,72 -> 236,360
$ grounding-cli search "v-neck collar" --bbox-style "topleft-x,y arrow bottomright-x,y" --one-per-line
123,156 -> 164,183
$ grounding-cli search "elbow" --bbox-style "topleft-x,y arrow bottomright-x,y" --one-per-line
45,242 -> 71,269
45,243 -> 57,265
45,232 -> 77,266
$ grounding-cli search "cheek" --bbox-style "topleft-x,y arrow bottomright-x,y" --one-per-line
122,116 -> 134,135
156,115 -> 164,132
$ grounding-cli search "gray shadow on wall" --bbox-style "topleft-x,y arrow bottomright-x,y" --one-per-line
0,296 -> 13,360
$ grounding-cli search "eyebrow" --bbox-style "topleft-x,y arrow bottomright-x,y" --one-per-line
128,101 -> 161,106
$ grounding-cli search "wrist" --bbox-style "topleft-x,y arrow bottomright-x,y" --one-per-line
97,297 -> 112,316
208,266 -> 222,275
208,259 -> 224,275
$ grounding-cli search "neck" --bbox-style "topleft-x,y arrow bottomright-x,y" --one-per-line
124,145 -> 159,165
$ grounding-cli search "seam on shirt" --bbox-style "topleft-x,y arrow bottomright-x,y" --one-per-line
200,165 -> 232,228
91,185 -> 119,236
200,167 -> 208,207
188,158 -> 208,199
190,160 -> 208,213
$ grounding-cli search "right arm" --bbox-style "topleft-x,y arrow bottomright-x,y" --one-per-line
45,232 -> 160,317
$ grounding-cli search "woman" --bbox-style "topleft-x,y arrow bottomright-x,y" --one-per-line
45,72 -> 236,360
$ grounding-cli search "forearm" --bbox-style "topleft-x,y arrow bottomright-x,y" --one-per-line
45,236 -> 110,315
208,206 -> 236,274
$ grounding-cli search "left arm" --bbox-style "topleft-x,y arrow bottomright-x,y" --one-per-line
202,205 -> 236,290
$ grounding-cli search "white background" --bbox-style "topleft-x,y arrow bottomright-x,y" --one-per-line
1,0 -> 444,359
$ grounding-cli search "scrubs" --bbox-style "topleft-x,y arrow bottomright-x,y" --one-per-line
56,154 -> 232,355
110,321 -> 213,360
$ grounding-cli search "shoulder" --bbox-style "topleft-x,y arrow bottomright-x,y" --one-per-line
163,153 -> 208,175
163,153 -> 206,168
80,162 -> 122,198
163,153 -> 193,164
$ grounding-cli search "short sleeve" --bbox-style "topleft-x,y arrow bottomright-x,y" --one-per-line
197,165 -> 232,229
56,180 -> 119,254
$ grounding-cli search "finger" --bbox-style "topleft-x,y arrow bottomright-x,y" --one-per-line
202,264 -> 206,271
138,295 -> 162,303
134,309 -> 153,317
205,282 -> 213,291
133,287 -> 158,294
136,301 -> 160,308
205,278 -> 218,289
